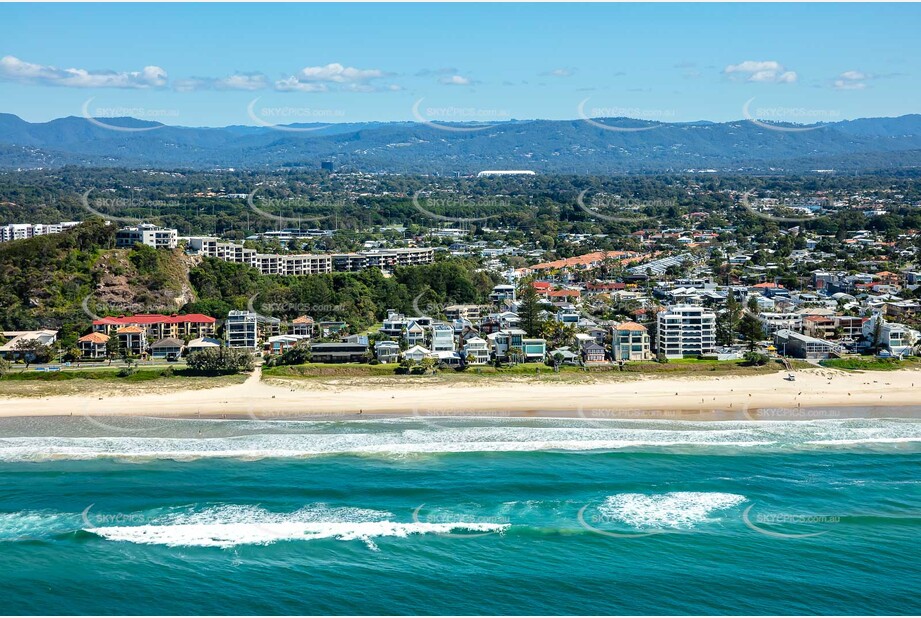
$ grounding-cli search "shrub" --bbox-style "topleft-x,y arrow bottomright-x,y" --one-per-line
186,347 -> 255,374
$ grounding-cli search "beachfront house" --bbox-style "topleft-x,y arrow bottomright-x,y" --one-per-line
0,330 -> 59,361
310,342 -> 369,363
581,341 -> 606,363
186,337 -> 222,354
402,345 -> 432,363
374,340 -> 400,364
149,337 -> 185,359
486,329 -> 526,361
774,329 -> 842,360
462,336 -> 490,365
430,322 -> 455,352
404,321 -> 426,347
521,338 -> 548,362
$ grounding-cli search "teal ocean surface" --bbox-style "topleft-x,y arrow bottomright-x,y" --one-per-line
0,415 -> 919,615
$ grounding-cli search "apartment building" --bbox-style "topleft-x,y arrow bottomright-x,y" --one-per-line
612,321 -> 651,361
186,238 -> 432,276
656,305 -> 717,359
116,224 -> 178,249
0,221 -> 81,243
92,313 -> 217,340
226,310 -> 259,351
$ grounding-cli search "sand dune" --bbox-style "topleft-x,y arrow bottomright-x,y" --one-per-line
1,365 -> 919,420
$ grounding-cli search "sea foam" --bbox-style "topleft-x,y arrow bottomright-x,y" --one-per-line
598,492 -> 747,529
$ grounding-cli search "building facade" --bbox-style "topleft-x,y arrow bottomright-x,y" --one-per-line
656,305 -> 717,359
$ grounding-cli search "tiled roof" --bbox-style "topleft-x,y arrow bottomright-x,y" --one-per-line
78,332 -> 110,343
93,313 -> 216,326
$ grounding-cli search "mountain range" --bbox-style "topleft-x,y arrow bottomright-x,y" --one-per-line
2,113 -> 921,174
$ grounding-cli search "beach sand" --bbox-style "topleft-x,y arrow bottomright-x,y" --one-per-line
0,365 -> 919,420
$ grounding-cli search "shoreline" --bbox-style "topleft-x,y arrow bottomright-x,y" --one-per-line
1,366 -> 920,420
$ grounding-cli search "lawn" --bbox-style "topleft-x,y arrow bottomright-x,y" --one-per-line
820,356 -> 921,371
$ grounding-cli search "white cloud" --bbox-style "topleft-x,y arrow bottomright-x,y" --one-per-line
174,73 -> 268,92
275,62 -> 391,92
440,74 -> 471,86
0,55 -> 166,89
834,70 -> 871,90
544,68 -> 576,78
724,60 -> 797,84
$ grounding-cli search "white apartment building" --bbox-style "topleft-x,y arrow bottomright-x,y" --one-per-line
116,224 -> 178,249
656,304 -> 717,359
757,312 -> 803,336
186,238 -> 431,276
0,221 -> 81,243
226,310 -> 259,351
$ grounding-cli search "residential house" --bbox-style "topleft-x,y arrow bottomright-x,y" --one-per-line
612,321 -> 651,361
404,321 -> 426,347
862,314 -> 920,356
0,330 -> 59,360
521,338 -> 548,362
310,342 -> 369,363
186,337 -> 222,354
581,342 -> 606,363
403,345 -> 432,363
150,337 -> 185,359
462,337 -> 490,365
290,316 -> 315,338
374,340 -> 400,364
430,322 -> 455,352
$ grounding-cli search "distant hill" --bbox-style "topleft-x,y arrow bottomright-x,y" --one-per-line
1,112 -> 920,174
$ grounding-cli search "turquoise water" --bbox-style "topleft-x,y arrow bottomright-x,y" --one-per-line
0,415 -> 919,615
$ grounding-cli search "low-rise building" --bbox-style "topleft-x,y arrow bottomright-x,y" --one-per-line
612,321 -> 651,361
77,332 -> 109,359
116,223 -> 178,249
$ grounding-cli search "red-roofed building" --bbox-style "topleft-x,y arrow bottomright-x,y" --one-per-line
545,289 -> 581,300
93,313 -> 216,340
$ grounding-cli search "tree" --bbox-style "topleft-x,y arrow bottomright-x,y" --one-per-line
0,356 -> 10,377
516,279 -> 542,337
186,347 -> 255,374
739,314 -> 764,352
14,339 -> 52,368
716,294 -> 743,346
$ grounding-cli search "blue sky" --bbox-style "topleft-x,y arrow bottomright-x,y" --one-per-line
1,3 -> 918,127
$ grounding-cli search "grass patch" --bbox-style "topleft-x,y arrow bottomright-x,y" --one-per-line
0,367 -> 248,398
820,356 -> 921,371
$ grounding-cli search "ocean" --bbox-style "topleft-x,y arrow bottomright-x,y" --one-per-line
0,414 -> 919,615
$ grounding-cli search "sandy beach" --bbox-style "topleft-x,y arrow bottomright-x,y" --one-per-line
0,365 -> 919,420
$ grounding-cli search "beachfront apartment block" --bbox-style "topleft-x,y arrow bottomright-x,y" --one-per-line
116,224 -> 178,249
226,310 -> 259,351
92,314 -> 217,340
656,305 -> 717,359
0,221 -> 81,243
